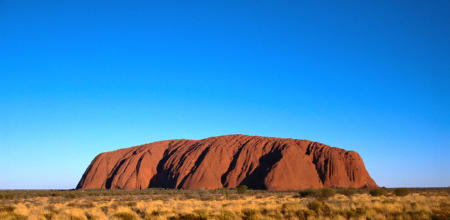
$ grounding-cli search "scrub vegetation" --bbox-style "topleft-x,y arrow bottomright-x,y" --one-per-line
0,187 -> 449,220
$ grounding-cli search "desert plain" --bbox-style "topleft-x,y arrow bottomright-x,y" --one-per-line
1,187 -> 449,220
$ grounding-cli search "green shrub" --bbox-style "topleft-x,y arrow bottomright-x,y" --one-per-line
298,189 -> 315,198
110,203 -> 119,210
281,202 -> 300,214
218,210 -> 235,219
0,213 -> 28,220
77,202 -> 95,209
126,202 -> 137,207
394,188 -> 410,197
100,206 -> 108,214
193,209 -> 207,217
406,210 -> 430,219
355,208 -> 367,216
242,209 -> 260,220
431,209 -> 450,220
131,208 -> 147,219
4,194 -> 14,200
176,213 -> 205,220
225,189 -> 230,200
0,206 -> 15,213
344,210 -> 357,219
65,193 -> 77,199
320,188 -> 336,199
67,214 -> 84,220
44,205 -> 58,213
43,213 -> 54,220
85,212 -> 99,220
150,210 -> 170,216
307,201 -> 323,212
112,212 -> 136,220
295,210 -> 315,220
340,187 -> 357,198
237,185 -> 248,194
266,212 -> 283,220
369,188 -> 385,197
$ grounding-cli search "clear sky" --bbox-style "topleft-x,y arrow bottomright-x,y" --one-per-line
1,1 -> 449,189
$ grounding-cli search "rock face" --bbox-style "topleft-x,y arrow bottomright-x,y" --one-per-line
77,135 -> 378,190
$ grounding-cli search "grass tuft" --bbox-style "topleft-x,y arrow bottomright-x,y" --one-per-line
112,212 -> 136,220
217,211 -> 236,220
0,212 -> 28,220
0,206 -> 15,213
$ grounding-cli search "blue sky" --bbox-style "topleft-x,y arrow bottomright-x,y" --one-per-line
1,1 -> 449,189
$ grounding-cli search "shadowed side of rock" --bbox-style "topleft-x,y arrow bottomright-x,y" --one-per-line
77,134 -> 378,190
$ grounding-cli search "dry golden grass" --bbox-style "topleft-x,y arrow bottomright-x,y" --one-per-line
0,188 -> 449,220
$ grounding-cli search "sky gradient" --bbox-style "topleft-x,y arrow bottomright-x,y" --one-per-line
1,1 -> 449,189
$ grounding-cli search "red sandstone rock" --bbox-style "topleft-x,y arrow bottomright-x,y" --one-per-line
76,135 -> 378,190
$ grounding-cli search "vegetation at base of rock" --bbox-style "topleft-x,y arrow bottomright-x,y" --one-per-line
320,188 -> 336,199
298,189 -> 315,198
0,188 -> 449,220
339,187 -> 357,197
236,185 -> 247,194
394,187 -> 410,197
370,188 -> 385,197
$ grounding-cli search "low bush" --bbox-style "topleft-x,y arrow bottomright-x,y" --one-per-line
4,194 -> 14,200
320,188 -> 336,199
355,207 -> 367,216
0,212 -> 28,220
64,193 -> 77,199
150,210 -> 170,216
43,213 -> 54,220
45,205 -> 58,214
281,202 -> 300,214
298,189 -> 315,198
237,185 -> 248,194
242,209 -> 260,220
369,188 -> 385,197
175,213 -> 206,220
394,188 -> 410,197
406,210 -> 430,219
307,201 -> 323,212
217,210 -> 236,220
85,212 -> 99,220
339,187 -> 357,197
126,202 -> 137,207
295,209 -> 315,220
67,214 -> 84,220
100,206 -> 108,214
112,212 -> 136,220
0,205 -> 15,213
131,208 -> 147,219
225,189 -> 230,200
